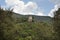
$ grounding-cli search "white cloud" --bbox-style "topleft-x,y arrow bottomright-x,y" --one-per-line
5,0 -> 44,16
48,0 -> 60,17
34,12 -> 44,16
48,5 -> 58,17
5,0 -> 20,6
50,0 -> 60,5
50,0 -> 60,8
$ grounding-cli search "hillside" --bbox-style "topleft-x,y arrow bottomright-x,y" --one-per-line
13,13 -> 52,23
0,8 -> 54,40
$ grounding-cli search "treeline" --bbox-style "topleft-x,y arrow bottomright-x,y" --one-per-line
0,7 -> 60,40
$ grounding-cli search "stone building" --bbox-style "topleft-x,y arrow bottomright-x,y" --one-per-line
28,15 -> 32,22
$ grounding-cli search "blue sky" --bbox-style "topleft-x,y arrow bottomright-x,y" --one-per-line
0,0 -> 6,6
0,0 -> 57,17
22,0 -> 55,15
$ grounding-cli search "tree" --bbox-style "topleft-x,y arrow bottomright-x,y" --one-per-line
0,7 -> 15,40
54,8 -> 60,40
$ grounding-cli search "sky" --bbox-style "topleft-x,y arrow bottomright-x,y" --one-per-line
0,0 -> 60,17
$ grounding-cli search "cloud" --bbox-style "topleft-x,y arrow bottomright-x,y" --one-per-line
5,0 -> 44,16
48,0 -> 60,17
48,5 -> 58,17
50,0 -> 60,7
5,0 -> 20,6
50,0 -> 60,5
34,12 -> 44,16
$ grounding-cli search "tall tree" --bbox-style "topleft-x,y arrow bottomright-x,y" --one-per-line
0,7 -> 15,40
54,8 -> 60,40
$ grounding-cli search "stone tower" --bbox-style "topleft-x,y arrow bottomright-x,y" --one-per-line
28,15 -> 32,22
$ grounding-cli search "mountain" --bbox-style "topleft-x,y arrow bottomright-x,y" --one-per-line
33,16 -> 52,22
13,13 -> 53,23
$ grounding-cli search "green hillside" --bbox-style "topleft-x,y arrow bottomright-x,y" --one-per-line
0,8 -> 55,40
13,13 -> 53,23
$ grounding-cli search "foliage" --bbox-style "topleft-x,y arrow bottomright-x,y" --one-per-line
54,8 -> 60,40
0,7 -> 54,40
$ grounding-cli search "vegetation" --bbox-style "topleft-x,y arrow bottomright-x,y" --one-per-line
0,7 -> 55,40
54,8 -> 60,40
